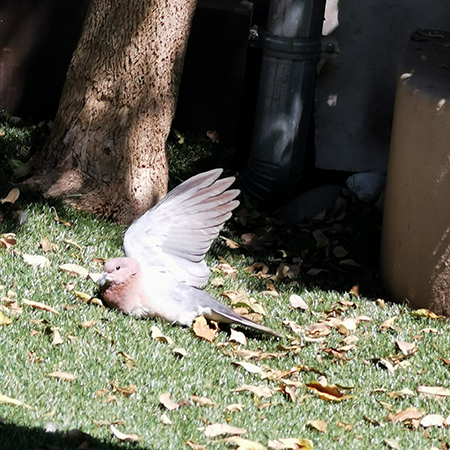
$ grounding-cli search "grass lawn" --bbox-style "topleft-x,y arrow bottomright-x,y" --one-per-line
1,115 -> 450,450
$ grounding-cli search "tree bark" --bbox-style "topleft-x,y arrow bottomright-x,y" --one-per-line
30,0 -> 197,223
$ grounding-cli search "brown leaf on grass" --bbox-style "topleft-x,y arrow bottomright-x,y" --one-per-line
322,347 -> 350,361
386,388 -> 415,399
307,419 -> 327,433
225,436 -> 267,450
173,347 -> 188,357
79,319 -> 97,328
191,395 -> 215,407
306,382 -> 352,401
151,325 -> 174,345
63,238 -> 83,251
277,384 -> 297,402
226,403 -> 244,412
185,441 -> 208,450
0,233 -> 17,249
110,425 -> 140,442
268,438 -> 313,450
420,414 -> 447,428
417,386 -> 450,397
228,329 -> 247,346
305,322 -> 332,337
0,311 -> 12,325
336,421 -> 353,431
245,262 -> 270,277
283,320 -> 304,335
47,371 -> 77,381
441,358 -> 450,366
159,392 -> 179,411
232,361 -> 262,374
411,309 -> 445,319
289,294 -> 309,310
1,188 -> 20,204
59,263 -> 89,278
223,290 -> 267,316
193,316 -> 218,342
215,260 -> 238,278
232,384 -> 274,398
203,423 -> 247,438
22,254 -> 51,269
386,407 -> 424,424
39,237 -> 52,253
275,263 -> 300,281
111,380 -> 136,397
0,393 -> 33,409
380,316 -> 397,330
241,233 -> 267,252
23,299 -> 59,315
395,340 -> 417,356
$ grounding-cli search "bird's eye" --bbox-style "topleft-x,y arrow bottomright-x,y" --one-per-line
115,265 -> 121,270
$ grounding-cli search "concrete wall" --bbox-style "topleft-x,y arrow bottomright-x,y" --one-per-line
315,0 -> 450,173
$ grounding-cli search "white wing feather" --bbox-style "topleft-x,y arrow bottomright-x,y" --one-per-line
123,169 -> 239,287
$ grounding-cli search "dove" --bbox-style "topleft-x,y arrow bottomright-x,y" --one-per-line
98,169 -> 282,338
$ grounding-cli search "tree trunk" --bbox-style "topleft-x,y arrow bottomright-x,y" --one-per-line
29,0 -> 197,223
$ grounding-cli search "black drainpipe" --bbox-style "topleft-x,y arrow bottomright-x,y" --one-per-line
242,0 -> 329,207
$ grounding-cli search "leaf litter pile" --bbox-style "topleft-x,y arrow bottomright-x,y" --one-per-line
1,182 -> 450,450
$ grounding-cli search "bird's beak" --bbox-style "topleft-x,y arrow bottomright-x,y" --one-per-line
97,272 -> 112,291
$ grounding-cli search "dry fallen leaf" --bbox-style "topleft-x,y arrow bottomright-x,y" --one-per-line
268,438 -> 313,450
232,361 -> 262,374
151,325 -> 174,345
22,254 -> 51,269
396,340 -> 417,356
225,436 -> 267,450
59,263 -> 89,278
39,237 -> 52,253
160,413 -> 172,425
387,407 -> 424,424
203,423 -> 247,438
306,381 -> 352,401
47,371 -> 77,382
185,441 -> 208,450
307,419 -> 327,433
386,388 -> 415,399
51,328 -> 63,346
380,316 -> 398,330
420,414 -> 447,428
173,347 -> 187,357
226,403 -> 244,412
191,395 -> 215,407
111,380 -> 137,397
0,233 -> 17,249
22,299 -> 59,315
229,329 -> 247,346
289,294 -> 309,310
110,425 -> 140,442
221,236 -> 240,249
383,438 -> 399,450
0,393 -> 33,409
1,188 -> 20,204
245,262 -> 270,276
0,311 -> 12,326
411,309 -> 445,319
417,386 -> 450,397
159,392 -> 179,411
232,384 -> 274,398
193,316 -> 218,343
216,261 -> 238,278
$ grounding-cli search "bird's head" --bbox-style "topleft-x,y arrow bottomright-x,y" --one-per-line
98,257 -> 141,292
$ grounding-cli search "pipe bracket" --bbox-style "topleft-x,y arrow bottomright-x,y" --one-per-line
250,27 -> 339,60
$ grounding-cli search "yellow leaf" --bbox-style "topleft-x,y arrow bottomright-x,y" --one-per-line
411,309 -> 445,319
0,393 -> 33,409
0,311 -> 12,325
111,380 -> 136,397
305,381 -> 352,401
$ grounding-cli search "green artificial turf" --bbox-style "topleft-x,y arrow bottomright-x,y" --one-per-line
1,116 -> 450,450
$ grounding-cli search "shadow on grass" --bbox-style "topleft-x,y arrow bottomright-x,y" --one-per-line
0,421 -> 139,449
